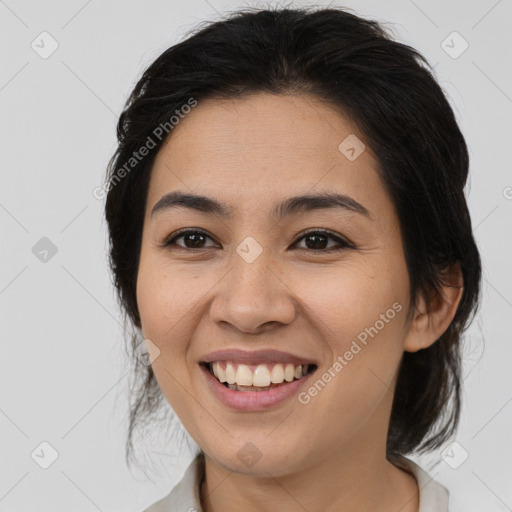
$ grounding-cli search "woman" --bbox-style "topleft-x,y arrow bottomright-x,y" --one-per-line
103,6 -> 482,511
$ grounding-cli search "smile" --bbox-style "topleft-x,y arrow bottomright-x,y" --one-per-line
206,361 -> 315,391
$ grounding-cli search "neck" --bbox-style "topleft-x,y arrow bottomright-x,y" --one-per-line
200,446 -> 419,512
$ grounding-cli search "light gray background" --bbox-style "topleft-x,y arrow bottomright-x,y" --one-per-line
1,0 -> 511,510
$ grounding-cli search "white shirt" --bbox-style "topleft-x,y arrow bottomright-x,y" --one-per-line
141,453 -> 452,512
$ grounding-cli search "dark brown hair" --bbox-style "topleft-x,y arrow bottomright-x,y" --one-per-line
103,5 -> 482,470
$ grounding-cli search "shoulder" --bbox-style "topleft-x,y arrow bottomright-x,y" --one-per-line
448,481 -> 507,511
393,455 -> 501,511
141,493 -> 174,512
392,455 -> 449,511
141,453 -> 205,512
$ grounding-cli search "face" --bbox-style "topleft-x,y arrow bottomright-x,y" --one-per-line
136,93 -> 414,477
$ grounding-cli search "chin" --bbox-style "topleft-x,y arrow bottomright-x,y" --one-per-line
204,440 -> 307,477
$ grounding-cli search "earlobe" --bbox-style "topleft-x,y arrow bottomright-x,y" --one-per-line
403,262 -> 464,353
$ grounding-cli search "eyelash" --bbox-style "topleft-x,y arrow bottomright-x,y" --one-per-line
162,228 -> 354,253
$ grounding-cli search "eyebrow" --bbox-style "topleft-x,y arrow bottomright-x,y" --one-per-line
151,190 -> 371,221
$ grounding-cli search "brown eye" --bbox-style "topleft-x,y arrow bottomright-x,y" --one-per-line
163,228 -> 353,252
293,230 -> 353,252
164,229 -> 218,249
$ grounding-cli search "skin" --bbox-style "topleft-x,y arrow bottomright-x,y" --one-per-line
136,93 -> 463,512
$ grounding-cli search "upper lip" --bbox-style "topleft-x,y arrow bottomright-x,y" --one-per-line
200,349 -> 317,366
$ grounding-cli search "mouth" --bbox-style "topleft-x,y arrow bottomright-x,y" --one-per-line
200,361 -> 318,392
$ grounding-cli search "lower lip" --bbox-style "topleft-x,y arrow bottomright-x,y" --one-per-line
199,364 -> 315,411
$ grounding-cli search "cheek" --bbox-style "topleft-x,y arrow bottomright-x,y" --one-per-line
296,262 -> 400,338
135,254 -> 211,386
299,306 -> 405,442
136,261 -> 198,418
295,262 -> 406,399
136,252 -> 193,338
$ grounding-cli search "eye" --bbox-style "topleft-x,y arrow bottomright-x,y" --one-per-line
163,228 -> 218,250
292,229 -> 353,252
163,228 -> 353,252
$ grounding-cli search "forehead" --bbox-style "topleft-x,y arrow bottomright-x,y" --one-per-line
147,93 -> 389,223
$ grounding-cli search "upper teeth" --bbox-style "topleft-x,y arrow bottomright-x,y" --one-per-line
210,362 -> 309,387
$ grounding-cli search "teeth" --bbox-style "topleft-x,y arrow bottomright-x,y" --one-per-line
210,361 -> 311,388
225,362 -> 236,384
270,364 -> 284,384
235,364 -> 253,386
217,364 -> 227,383
252,365 -> 271,387
284,363 -> 295,382
228,384 -> 276,392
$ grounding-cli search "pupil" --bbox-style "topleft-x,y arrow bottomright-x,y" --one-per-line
186,233 -> 205,248
306,234 -> 327,250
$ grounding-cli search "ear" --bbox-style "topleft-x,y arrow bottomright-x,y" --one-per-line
403,262 -> 464,353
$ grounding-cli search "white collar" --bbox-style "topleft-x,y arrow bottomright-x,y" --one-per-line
142,452 -> 449,512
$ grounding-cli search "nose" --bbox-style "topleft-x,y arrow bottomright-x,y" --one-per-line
209,248 -> 296,334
